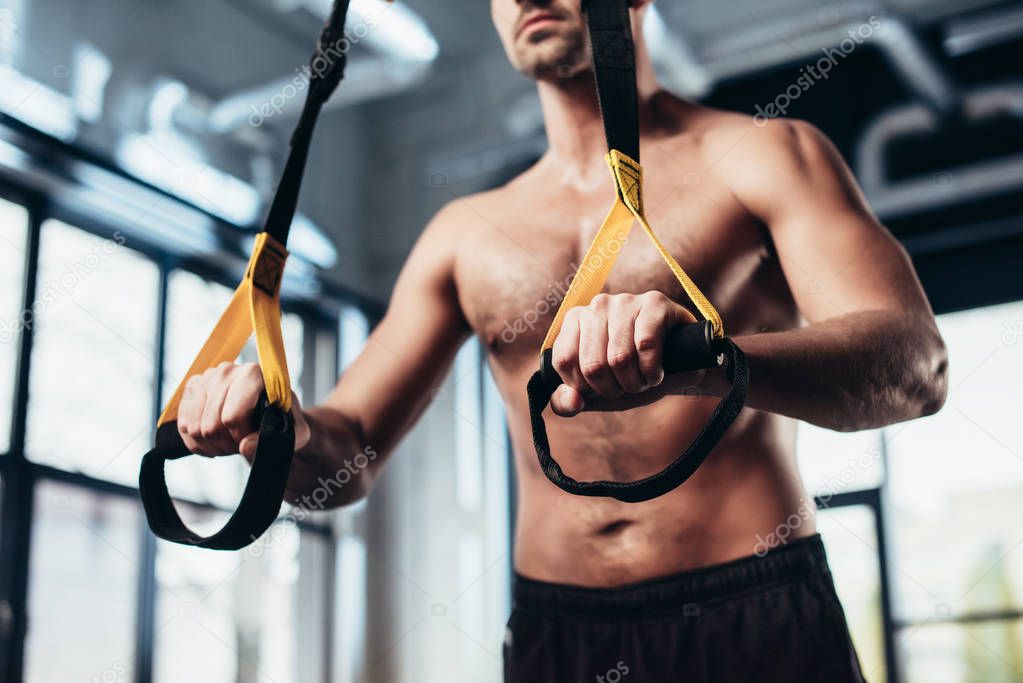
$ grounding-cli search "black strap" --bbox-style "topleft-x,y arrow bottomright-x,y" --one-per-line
585,0 -> 640,162
527,337 -> 748,503
138,2 -> 352,551
140,401 -> 294,549
263,0 -> 352,245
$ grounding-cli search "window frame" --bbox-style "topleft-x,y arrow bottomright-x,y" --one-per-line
0,170 -> 366,683
882,302 -> 1023,679
816,486 -> 898,680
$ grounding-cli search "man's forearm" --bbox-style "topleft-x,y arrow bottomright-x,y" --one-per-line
284,405 -> 377,510
697,310 -> 948,431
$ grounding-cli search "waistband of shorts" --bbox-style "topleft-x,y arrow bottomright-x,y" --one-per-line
512,534 -> 831,620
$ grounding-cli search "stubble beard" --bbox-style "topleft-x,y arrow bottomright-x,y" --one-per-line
516,27 -> 589,82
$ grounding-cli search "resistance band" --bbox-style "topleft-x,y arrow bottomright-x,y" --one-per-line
526,0 -> 750,503
139,1 -> 361,550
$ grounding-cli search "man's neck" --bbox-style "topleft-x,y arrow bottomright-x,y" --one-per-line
536,45 -> 668,181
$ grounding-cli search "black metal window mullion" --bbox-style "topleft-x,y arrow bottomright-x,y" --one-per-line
0,135 -> 365,682
0,195 -> 44,683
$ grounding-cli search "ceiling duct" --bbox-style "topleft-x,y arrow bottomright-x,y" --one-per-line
944,3 -> 1023,56
856,82 -> 1023,220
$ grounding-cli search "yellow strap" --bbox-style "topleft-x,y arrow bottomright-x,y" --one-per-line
158,233 -> 293,426
541,150 -> 722,354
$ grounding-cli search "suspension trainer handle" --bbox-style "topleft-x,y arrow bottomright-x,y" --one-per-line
137,1 -> 367,551
139,232 -> 296,550
140,396 -> 295,549
527,323 -> 748,503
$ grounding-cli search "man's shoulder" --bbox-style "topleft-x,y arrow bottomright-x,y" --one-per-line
675,106 -> 857,227
665,106 -> 836,201
675,106 -> 827,170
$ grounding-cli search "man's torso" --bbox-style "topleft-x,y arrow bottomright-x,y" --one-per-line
448,103 -> 815,586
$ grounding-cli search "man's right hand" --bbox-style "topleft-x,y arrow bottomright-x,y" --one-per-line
177,362 -> 311,460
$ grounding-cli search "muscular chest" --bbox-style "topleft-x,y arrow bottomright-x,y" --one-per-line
455,177 -> 774,360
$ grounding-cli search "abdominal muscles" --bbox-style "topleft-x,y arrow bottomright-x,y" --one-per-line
504,394 -> 812,587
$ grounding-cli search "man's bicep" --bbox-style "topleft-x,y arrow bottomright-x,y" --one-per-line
774,202 -> 929,324
737,120 -> 931,324
324,208 -> 471,453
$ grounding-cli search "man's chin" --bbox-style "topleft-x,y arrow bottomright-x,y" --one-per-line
516,41 -> 586,81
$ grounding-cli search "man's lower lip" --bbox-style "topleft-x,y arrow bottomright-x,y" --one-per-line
520,18 -> 559,36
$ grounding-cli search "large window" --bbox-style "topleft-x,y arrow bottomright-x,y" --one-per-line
796,299 -> 1023,683
153,522 -> 332,682
26,220 -> 159,485
0,191 -> 364,683
24,481 -> 142,682
887,301 -> 1023,683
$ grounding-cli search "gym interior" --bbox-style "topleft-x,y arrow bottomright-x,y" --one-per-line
0,0 -> 1022,681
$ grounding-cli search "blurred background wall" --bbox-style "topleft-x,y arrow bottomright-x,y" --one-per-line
0,0 -> 1022,681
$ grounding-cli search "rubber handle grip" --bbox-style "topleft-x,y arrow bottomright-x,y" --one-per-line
526,330 -> 748,503
539,321 -> 720,392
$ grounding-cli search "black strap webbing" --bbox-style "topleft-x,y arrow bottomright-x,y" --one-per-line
585,0 -> 640,161
264,0 -> 351,245
138,2 -> 353,550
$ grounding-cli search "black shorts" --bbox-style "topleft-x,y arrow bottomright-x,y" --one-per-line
504,534 -> 865,682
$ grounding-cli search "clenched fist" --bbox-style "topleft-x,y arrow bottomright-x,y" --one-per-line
549,291 -> 700,416
177,362 -> 310,459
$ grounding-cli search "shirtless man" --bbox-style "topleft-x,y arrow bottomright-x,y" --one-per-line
176,1 -> 948,680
